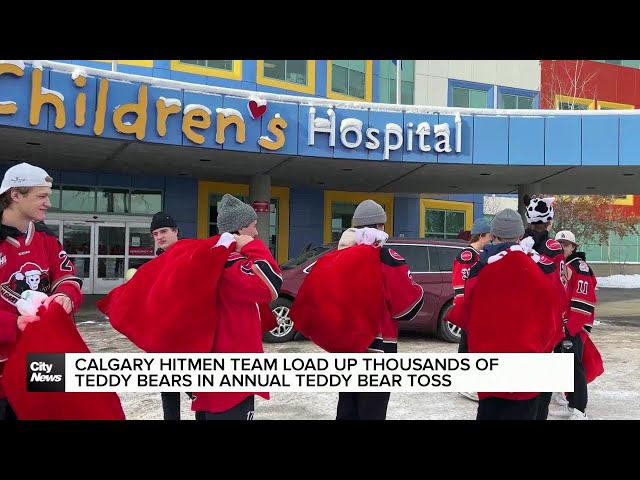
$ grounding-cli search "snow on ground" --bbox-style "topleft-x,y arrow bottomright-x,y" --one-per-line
596,274 -> 640,288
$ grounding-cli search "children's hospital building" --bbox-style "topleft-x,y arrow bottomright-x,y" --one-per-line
1,59 -> 639,294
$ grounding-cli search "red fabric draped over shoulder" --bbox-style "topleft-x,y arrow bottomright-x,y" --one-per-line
97,236 -> 234,353
289,244 -> 384,353
2,302 -> 126,420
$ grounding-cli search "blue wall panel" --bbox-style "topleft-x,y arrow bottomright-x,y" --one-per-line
132,175 -> 165,189
437,114 -> 472,164
100,79 -> 149,142
60,171 -> 97,185
0,64 -> 48,130
298,105 -> 334,158
289,187 -> 324,258
181,91 -> 223,149
164,177 -> 198,238
509,116 -> 545,165
473,115 -> 508,165
545,116 -> 581,165
402,113 -> 439,163
97,173 -> 131,187
220,95 -> 261,153
259,101 -> 299,155
619,116 -> 640,165
333,107 -> 370,159
48,70 -> 97,136
367,110 -> 404,161
394,197 -> 420,237
146,85 -> 184,145
581,115 -> 619,165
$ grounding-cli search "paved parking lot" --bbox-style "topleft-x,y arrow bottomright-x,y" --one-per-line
76,287 -> 640,420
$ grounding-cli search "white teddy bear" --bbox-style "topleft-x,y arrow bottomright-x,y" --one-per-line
15,290 -> 49,317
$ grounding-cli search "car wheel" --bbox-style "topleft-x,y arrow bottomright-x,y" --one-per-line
437,301 -> 462,343
263,298 -> 297,343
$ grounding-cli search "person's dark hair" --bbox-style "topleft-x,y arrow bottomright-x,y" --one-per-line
0,187 -> 32,210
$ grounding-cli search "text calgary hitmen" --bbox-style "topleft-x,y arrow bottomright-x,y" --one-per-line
74,357 -> 473,373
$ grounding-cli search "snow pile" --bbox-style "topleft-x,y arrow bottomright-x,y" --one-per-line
596,274 -> 640,288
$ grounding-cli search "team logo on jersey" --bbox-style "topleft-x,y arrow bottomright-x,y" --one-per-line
546,239 -> 562,251
460,250 -> 473,262
578,260 -> 590,273
388,249 -> 405,261
0,253 -> 6,268
1,262 -> 51,306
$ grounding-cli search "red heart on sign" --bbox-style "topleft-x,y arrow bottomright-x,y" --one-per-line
248,100 -> 267,119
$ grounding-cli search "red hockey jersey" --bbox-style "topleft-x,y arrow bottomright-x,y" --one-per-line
0,221 -> 83,399
446,246 -> 481,329
564,253 -> 597,336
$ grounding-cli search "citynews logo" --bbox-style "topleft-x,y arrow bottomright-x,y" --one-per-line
27,353 -> 65,392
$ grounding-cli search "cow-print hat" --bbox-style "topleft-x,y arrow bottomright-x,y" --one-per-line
523,195 -> 555,224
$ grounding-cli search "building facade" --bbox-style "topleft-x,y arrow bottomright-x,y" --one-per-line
1,60 -> 638,295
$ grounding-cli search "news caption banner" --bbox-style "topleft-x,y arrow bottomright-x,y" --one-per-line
27,353 -> 574,393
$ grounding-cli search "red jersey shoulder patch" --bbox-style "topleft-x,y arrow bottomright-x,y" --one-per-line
460,250 -> 473,262
388,249 -> 405,261
546,239 -> 562,251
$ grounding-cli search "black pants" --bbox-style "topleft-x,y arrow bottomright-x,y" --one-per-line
458,329 -> 468,354
195,395 -> 255,420
0,398 -> 17,421
336,392 -> 391,420
477,395 -> 540,420
161,392 -> 194,420
536,343 -> 563,420
562,333 -> 587,413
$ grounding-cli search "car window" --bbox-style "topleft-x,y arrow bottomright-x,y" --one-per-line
436,246 -> 463,272
386,244 -> 429,272
281,245 -> 332,270
427,246 -> 440,272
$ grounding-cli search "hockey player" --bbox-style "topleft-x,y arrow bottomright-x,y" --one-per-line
449,217 -> 493,402
289,199 -> 424,420
0,162 -> 83,420
463,209 -> 565,420
553,230 -> 604,420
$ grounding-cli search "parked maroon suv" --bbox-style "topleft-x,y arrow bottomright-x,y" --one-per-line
264,237 -> 468,344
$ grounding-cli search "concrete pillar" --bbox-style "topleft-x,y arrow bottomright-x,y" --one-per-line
249,174 -> 271,246
517,183 -> 541,226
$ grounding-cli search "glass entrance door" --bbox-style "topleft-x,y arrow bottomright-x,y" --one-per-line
94,223 -> 126,294
62,221 -> 94,294
126,223 -> 155,272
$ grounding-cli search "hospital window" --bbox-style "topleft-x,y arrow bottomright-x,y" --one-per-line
501,93 -> 534,109
594,60 -> 640,69
378,60 -> 415,105
179,60 -> 234,72
331,202 -> 358,242
330,202 -> 390,241
451,87 -> 488,108
52,185 -> 162,214
263,60 -> 308,85
208,194 -> 278,259
558,101 -> 589,111
425,209 -> 466,239
331,60 -> 366,100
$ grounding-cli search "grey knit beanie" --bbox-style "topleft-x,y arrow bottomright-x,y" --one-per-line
216,194 -> 258,233
352,199 -> 387,227
490,208 -> 525,239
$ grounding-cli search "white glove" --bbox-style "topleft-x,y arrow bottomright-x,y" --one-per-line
355,227 -> 389,247
214,232 -> 236,248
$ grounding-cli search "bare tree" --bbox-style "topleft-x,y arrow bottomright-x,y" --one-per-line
540,60 -> 599,110
550,194 -> 640,274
